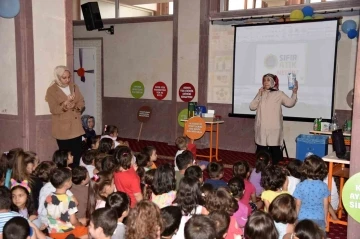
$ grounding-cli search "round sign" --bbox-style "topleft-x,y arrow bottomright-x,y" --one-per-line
342,172 -> 360,223
131,81 -> 145,99
153,81 -> 168,100
137,106 -> 152,123
178,108 -> 188,127
184,116 -> 206,140
179,83 -> 195,102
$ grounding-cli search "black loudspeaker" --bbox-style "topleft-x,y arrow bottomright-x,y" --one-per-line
81,2 -> 104,31
331,129 -> 346,158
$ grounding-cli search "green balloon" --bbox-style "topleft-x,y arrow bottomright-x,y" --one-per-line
342,172 -> 360,223
178,109 -> 188,127
303,16 -> 313,20
130,81 -> 145,99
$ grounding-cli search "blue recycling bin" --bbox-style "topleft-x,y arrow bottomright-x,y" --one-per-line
296,134 -> 329,161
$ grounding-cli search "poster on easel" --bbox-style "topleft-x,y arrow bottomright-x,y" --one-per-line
137,106 -> 152,141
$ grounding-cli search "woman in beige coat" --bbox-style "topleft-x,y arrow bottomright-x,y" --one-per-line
250,73 -> 298,164
45,65 -> 85,166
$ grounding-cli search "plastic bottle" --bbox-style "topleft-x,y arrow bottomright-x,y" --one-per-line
318,117 -> 322,131
313,119 -> 318,131
331,113 -> 338,130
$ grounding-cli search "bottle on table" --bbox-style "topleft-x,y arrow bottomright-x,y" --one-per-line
331,113 -> 338,131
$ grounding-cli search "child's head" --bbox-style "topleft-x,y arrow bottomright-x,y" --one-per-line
143,169 -> 156,200
26,151 -> 39,171
173,176 -> 204,215
94,152 -> 107,172
208,162 -> 224,179
0,148 -> 23,172
135,153 -> 150,168
0,186 -> 11,210
104,125 -> 118,138
287,159 -> 303,178
126,200 -> 163,239
176,150 -> 194,171
228,177 -> 245,199
89,207 -> 118,239
52,149 -> 72,168
50,167 -> 72,190
114,146 -> 132,171
233,161 -> 250,179
87,135 -> 101,150
72,166 -> 90,185
301,155 -> 328,180
244,211 -> 279,239
201,183 -> 214,198
10,185 -> 34,213
101,155 -> 116,173
3,217 -> 31,239
294,219 -> 325,239
33,161 -> 56,183
160,206 -> 182,238
83,150 -> 97,166
153,163 -> 176,195
175,136 -> 187,150
205,187 -> 238,216
12,151 -> 35,182
0,168 -> 4,186
142,146 -> 157,163
98,138 -> 114,154
185,165 -> 203,184
255,151 -> 271,173
184,215 -> 216,239
268,194 -> 297,224
260,165 -> 286,191
208,211 -> 230,239
87,171 -> 115,219
106,191 -> 130,220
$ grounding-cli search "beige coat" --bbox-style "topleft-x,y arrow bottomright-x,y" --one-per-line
250,90 -> 297,146
45,83 -> 85,140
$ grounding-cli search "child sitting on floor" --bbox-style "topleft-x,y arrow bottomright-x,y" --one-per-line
142,146 -> 158,170
205,162 -> 227,189
70,166 -> 90,225
88,208 -> 118,239
45,168 -> 88,239
249,151 -> 271,197
160,206 -> 182,239
174,136 -> 187,171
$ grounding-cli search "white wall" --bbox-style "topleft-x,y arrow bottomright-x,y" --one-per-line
0,18 -> 17,115
208,15 -> 359,157
33,0 -> 66,115
74,21 -> 173,100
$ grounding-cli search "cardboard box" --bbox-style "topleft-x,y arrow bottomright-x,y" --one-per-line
203,117 -> 215,122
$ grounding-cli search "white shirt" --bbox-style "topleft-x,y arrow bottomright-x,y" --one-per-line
323,175 -> 339,210
174,150 -> 184,171
58,85 -> 71,96
287,176 -> 300,195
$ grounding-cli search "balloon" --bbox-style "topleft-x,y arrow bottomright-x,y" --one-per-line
347,29 -> 358,39
341,20 -> 357,34
302,6 -> 314,17
303,16 -> 313,20
313,15 -> 325,20
337,32 -> 341,41
0,0 -> 20,18
290,10 -> 304,21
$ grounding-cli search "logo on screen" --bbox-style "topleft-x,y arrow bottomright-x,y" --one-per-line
264,54 -> 278,69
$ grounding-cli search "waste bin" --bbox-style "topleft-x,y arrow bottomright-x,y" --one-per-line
296,134 -> 329,161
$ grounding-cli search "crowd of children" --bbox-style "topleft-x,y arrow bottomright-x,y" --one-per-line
0,125 -> 336,239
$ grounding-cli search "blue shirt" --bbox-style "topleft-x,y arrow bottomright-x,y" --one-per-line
0,211 -> 23,233
204,179 -> 227,189
293,179 -> 330,221
4,169 -> 12,188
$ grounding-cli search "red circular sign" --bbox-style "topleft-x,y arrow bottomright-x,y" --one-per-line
179,83 -> 195,102
153,81 -> 168,100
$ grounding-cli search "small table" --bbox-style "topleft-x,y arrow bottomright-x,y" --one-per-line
310,130 -> 351,146
322,152 -> 350,232
182,120 -> 224,162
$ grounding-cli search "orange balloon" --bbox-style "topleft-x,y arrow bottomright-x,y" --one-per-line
184,116 -> 206,140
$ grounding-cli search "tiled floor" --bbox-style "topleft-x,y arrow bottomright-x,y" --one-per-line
123,137 -> 348,239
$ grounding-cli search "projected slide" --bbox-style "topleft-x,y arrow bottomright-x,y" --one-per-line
232,20 -> 338,120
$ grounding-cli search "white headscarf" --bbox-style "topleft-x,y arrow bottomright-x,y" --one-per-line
52,65 -> 71,87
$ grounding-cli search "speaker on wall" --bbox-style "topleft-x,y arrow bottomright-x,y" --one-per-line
81,2 -> 104,31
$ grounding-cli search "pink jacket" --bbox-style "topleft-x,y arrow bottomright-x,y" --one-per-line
250,90 -> 297,146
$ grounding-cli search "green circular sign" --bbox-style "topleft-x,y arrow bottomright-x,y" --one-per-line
342,172 -> 360,223
130,81 -> 145,99
178,108 -> 188,127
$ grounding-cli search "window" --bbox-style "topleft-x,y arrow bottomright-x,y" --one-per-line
225,0 -> 343,11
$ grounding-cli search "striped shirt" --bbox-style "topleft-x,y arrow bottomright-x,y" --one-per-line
0,211 -> 23,233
